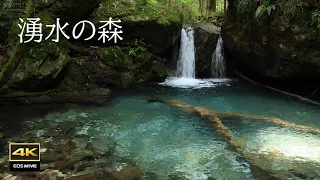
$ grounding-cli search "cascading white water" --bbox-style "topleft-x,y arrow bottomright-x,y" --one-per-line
160,29 -> 231,88
176,27 -> 195,78
211,36 -> 226,78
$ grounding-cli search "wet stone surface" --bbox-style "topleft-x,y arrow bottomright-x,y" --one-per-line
0,107 -> 147,180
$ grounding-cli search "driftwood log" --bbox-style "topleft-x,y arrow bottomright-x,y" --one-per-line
146,96 -> 320,180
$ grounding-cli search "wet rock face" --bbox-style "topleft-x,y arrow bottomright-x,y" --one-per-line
222,1 -> 320,81
0,108 -> 142,180
193,23 -> 221,78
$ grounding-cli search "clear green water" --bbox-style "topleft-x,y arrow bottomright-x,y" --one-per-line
7,80 -> 320,179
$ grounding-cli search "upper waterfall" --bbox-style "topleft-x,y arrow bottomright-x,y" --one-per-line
211,36 -> 226,78
175,27 -> 195,78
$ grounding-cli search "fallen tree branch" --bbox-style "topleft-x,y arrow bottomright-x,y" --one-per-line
146,96 -> 319,180
234,71 -> 320,106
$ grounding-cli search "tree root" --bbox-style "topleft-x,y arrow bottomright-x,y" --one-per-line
234,71 -> 320,106
145,96 -> 319,180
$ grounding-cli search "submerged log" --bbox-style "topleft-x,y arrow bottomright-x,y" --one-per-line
145,96 -> 320,135
145,96 -> 319,180
146,96 -> 320,135
217,112 -> 320,135
234,71 -> 320,106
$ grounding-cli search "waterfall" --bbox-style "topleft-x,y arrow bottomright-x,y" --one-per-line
211,36 -> 226,78
159,29 -> 231,88
176,27 -> 195,78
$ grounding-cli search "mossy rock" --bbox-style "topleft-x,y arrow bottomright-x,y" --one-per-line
59,60 -> 97,91
59,46 -> 168,88
93,0 -> 182,54
7,11 -> 70,91
98,46 -> 152,71
97,46 -> 168,87
193,22 -> 221,78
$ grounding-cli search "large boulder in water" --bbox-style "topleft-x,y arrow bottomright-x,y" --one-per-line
193,22 -> 220,78
222,0 -> 320,83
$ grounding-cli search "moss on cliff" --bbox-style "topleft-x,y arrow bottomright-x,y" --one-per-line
94,0 -> 181,25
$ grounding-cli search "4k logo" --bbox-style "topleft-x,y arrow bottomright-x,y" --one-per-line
9,143 -> 40,161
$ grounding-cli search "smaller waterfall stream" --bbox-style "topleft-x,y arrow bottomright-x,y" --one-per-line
211,36 -> 226,78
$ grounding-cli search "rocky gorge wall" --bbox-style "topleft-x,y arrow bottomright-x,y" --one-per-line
222,0 -> 320,85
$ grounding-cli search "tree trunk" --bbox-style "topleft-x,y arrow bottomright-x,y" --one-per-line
0,0 -> 35,89
168,0 -> 172,8
199,0 -> 203,15
208,0 -> 216,12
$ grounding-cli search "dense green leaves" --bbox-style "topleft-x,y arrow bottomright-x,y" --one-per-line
311,11 -> 320,28
255,4 -> 276,18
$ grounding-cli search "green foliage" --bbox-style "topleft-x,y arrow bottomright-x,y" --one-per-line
282,0 -> 304,18
74,58 -> 86,66
95,0 -> 181,25
0,10 -> 23,28
255,0 -> 276,19
127,39 -> 147,56
311,11 -> 320,29
236,0 -> 255,16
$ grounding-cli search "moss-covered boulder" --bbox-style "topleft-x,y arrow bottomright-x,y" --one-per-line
97,46 -> 168,87
93,0 -> 182,54
6,9 -> 70,90
61,46 -> 168,88
193,22 -> 220,78
7,41 -> 70,91
222,0 -> 320,81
